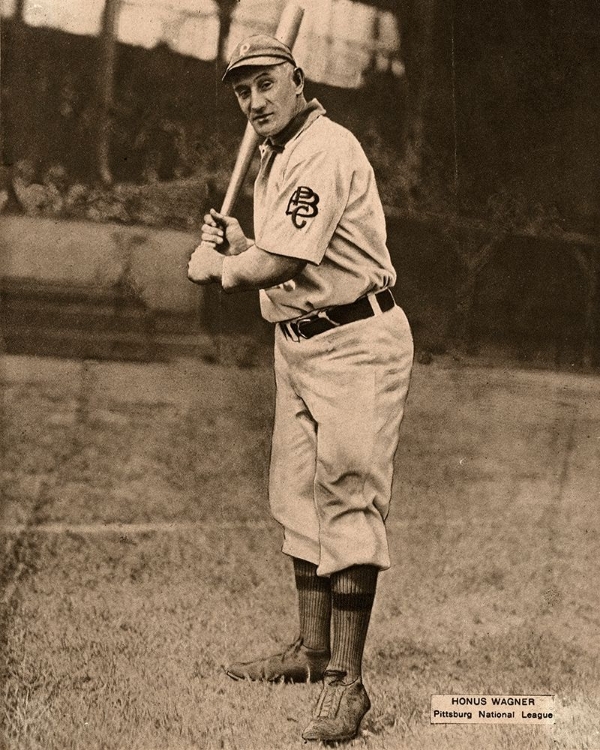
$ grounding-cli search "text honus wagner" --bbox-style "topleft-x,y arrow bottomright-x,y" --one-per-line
431,695 -> 555,724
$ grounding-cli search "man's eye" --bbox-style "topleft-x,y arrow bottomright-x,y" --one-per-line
260,81 -> 273,91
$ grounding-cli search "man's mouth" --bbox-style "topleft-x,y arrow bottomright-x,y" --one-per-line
253,113 -> 273,124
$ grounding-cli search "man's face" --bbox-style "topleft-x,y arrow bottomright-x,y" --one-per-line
231,63 -> 303,138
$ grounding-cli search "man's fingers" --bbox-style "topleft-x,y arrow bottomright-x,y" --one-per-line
202,230 -> 224,245
210,208 -> 239,229
204,211 -> 219,227
202,223 -> 224,241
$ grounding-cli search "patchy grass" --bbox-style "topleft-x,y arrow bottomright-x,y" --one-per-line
1,356 -> 599,749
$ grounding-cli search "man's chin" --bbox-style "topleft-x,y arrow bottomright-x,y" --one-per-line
252,124 -> 275,138
250,118 -> 282,139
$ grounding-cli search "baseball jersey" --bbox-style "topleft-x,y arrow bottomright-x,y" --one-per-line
254,99 -> 396,323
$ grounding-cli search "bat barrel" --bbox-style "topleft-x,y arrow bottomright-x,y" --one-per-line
275,3 -> 305,48
219,2 -> 305,216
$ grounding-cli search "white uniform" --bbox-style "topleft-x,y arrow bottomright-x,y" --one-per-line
255,101 -> 396,322
256,100 -> 413,577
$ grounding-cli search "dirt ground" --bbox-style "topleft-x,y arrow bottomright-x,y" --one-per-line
1,352 -> 599,750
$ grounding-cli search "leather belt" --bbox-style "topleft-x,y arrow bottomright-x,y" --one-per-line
280,289 -> 395,341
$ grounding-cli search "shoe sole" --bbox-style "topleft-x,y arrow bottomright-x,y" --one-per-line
302,727 -> 366,742
302,722 -> 368,742
224,669 -> 323,683
302,700 -> 370,741
302,731 -> 358,742
225,670 -> 245,682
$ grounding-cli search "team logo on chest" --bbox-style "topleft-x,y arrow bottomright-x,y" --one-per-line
286,186 -> 320,229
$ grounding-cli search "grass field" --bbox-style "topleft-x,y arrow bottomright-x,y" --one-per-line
1,352 -> 599,750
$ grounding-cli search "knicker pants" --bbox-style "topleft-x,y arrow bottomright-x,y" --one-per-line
269,304 -> 414,577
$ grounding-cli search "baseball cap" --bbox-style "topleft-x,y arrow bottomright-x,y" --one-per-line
222,34 -> 296,82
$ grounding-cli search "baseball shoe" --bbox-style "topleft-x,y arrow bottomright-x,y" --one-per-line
301,670 -> 371,743
225,637 -> 330,683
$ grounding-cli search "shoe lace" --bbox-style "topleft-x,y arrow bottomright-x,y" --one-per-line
315,670 -> 347,718
323,669 -> 347,684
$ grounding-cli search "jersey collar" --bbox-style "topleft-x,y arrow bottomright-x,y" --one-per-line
263,99 -> 326,153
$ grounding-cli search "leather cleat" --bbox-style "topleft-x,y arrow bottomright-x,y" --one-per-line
302,670 -> 371,742
225,637 -> 330,683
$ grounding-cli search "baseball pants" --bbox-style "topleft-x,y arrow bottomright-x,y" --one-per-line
269,304 -> 414,577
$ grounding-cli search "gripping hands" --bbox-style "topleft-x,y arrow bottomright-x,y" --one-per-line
201,209 -> 249,256
187,209 -> 249,285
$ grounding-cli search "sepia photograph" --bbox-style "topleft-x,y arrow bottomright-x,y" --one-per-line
0,0 -> 598,748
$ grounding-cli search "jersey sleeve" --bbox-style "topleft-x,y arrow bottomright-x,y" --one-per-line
256,145 -> 351,265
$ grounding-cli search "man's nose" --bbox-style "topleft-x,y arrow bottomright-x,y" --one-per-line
250,89 -> 267,111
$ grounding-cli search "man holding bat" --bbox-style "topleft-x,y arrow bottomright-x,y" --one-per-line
188,34 -> 413,743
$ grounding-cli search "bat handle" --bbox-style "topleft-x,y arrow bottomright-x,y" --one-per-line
220,127 -> 260,216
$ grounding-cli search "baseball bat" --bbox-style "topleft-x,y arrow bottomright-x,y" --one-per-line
219,2 -> 305,216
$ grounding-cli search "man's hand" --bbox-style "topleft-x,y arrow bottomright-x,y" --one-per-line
201,208 -> 249,256
187,241 -> 224,285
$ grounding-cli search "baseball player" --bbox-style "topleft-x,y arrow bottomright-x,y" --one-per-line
188,35 -> 413,743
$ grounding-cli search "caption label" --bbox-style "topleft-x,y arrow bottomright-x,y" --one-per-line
431,695 -> 555,724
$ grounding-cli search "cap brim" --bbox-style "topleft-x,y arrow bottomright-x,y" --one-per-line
222,57 -> 290,82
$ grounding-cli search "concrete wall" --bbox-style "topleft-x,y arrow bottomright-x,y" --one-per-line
0,215 -> 200,314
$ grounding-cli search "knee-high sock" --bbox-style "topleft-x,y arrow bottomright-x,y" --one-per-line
293,558 -> 331,652
329,565 -> 378,680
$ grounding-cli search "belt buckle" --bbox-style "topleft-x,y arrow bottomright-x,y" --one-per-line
285,308 -> 341,342
298,310 -> 340,339
282,322 -> 300,342
281,321 -> 304,342
295,319 -> 311,340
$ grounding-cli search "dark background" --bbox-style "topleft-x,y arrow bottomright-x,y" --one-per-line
1,0 -> 599,366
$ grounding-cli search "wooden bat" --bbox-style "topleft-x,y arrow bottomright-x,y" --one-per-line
219,2 -> 305,216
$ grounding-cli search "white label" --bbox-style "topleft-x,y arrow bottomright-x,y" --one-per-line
431,695 -> 555,724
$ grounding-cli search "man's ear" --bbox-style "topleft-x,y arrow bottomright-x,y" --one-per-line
292,66 -> 305,92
